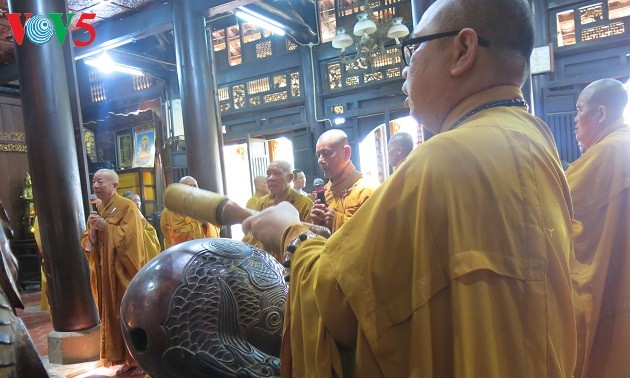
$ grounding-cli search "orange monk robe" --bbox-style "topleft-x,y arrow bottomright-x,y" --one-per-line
159,208 -> 219,249
32,217 -> 49,312
324,162 -> 378,233
243,186 -> 312,261
140,216 -> 161,261
80,193 -> 147,367
280,87 -> 577,377
566,121 -> 630,378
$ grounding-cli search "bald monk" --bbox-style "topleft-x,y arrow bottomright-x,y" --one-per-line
243,160 -> 312,261
243,0 -> 578,375
160,176 -> 220,248
310,129 -> 378,233
122,191 -> 161,261
246,175 -> 269,210
81,169 -> 147,375
567,78 -> 630,378
387,132 -> 415,171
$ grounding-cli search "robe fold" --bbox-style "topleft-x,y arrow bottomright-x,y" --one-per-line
81,193 -> 147,367
141,217 -> 161,261
243,186 -> 312,261
566,121 -> 630,378
323,163 -> 377,233
281,86 -> 577,377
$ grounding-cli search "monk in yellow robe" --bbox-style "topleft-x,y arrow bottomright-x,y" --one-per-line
123,191 -> 161,261
243,1 -> 578,376
160,176 -> 220,248
246,175 -> 269,210
310,129 -> 378,233
566,78 -> 630,378
243,160 -> 312,261
81,169 -> 147,374
33,216 -> 49,312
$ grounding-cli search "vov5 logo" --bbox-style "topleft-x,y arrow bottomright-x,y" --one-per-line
5,13 -> 96,47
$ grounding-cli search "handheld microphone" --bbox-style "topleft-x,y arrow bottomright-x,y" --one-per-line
89,194 -> 99,213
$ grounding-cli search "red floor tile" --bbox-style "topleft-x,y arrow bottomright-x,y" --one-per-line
15,289 -> 52,357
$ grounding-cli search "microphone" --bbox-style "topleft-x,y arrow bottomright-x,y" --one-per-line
89,194 -> 99,213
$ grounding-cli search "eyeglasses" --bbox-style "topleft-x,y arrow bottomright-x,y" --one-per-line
401,30 -> 490,66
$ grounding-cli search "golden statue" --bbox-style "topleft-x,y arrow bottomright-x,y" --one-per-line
19,173 -> 35,236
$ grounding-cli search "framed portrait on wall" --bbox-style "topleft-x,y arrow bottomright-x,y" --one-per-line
116,132 -> 133,169
132,129 -> 155,168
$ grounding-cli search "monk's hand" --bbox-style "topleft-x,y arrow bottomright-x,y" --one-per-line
88,211 -> 107,231
242,202 -> 301,253
322,208 -> 335,229
310,202 -> 327,224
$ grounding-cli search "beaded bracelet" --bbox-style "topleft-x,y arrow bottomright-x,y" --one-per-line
282,232 -> 318,279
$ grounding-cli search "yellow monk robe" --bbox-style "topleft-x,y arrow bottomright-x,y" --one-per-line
566,121 -> 630,378
280,86 -> 577,377
33,217 -> 49,312
324,162 -> 378,233
160,207 -> 219,249
246,192 -> 264,210
243,186 -> 312,261
141,217 -> 161,261
80,193 -> 147,367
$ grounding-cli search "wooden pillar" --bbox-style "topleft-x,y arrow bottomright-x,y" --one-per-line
172,0 -> 225,194
8,0 -> 99,331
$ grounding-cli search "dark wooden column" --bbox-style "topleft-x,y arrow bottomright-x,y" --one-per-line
299,45 -> 326,177
529,0 -> 551,117
8,0 -> 99,331
172,0 -> 225,194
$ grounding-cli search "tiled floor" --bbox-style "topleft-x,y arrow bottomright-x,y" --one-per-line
17,289 -> 147,378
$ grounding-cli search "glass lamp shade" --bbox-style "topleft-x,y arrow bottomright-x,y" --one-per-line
353,12 -> 377,36
387,17 -> 410,39
332,27 -> 354,49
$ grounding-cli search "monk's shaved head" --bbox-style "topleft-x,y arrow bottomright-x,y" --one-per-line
422,0 -> 533,82
318,129 -> 349,147
253,175 -> 267,186
268,160 -> 292,175
95,169 -> 119,184
179,176 -> 198,188
580,79 -> 628,121
389,133 -> 414,155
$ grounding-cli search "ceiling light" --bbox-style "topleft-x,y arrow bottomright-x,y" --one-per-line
331,0 -> 410,69
235,7 -> 286,36
85,52 -> 143,76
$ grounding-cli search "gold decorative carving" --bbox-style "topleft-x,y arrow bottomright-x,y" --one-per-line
0,131 -> 25,143
0,144 -> 27,152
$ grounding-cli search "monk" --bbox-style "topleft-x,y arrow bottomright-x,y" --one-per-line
246,175 -> 269,210
243,0 -> 578,376
243,160 -> 312,261
160,175 -> 220,248
310,129 -> 378,233
81,169 -> 147,375
387,132 -> 414,171
32,216 -> 49,312
122,191 -> 161,261
567,78 -> 630,378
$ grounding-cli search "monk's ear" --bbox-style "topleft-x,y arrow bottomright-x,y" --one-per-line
343,145 -> 352,160
450,28 -> 479,77
597,105 -> 607,123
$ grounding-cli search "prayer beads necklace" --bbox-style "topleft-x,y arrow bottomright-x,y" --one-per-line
448,98 -> 529,130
